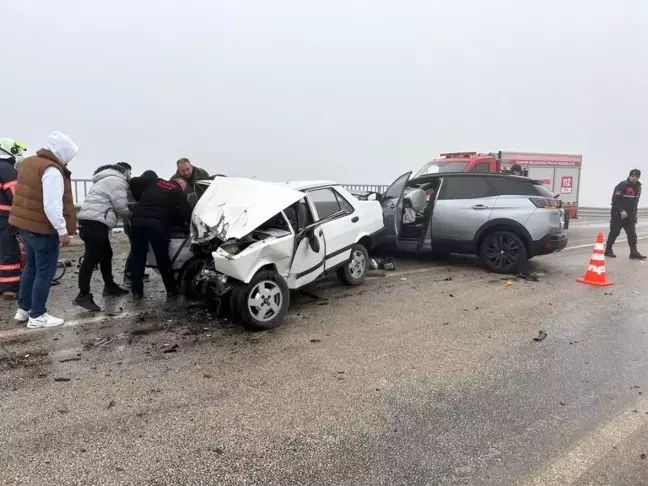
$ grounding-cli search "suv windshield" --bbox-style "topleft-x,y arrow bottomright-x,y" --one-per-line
415,161 -> 469,178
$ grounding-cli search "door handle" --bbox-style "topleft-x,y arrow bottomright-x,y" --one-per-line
351,216 -> 359,223
471,204 -> 489,210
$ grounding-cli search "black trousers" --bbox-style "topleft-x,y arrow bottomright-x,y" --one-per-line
0,217 -> 21,293
607,211 -> 637,249
130,218 -> 176,296
123,222 -> 133,276
78,220 -> 115,294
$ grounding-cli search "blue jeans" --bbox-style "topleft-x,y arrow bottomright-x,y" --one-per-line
18,230 -> 60,318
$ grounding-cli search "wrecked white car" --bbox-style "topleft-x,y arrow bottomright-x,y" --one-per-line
147,177 -> 385,330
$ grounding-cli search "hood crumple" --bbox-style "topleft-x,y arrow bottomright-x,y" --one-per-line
192,177 -> 304,241
45,131 -> 78,165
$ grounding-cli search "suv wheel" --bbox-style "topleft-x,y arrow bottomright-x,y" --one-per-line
479,230 -> 527,274
232,270 -> 290,331
337,244 -> 369,285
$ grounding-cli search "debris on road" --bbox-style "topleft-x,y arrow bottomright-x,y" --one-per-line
107,399 -> 116,410
517,272 -> 540,282
444,276 -> 452,281
504,280 -> 513,287
162,344 -> 179,354
310,339 -> 321,343
54,377 -> 71,382
642,453 -> 647,460
533,330 -> 548,342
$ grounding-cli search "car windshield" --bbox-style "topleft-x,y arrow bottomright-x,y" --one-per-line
414,161 -> 469,178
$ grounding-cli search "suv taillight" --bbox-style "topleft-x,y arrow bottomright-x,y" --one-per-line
530,198 -> 560,209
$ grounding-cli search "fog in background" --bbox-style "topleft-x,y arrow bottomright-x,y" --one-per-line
2,0 -> 647,206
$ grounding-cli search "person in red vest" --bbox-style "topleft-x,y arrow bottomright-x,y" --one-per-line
0,138 -> 26,300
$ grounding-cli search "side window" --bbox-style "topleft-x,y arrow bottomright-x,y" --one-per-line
438,177 -> 497,200
488,177 -> 540,196
333,189 -> 354,214
471,163 -> 490,173
309,188 -> 343,220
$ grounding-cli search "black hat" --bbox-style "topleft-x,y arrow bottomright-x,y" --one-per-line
629,169 -> 641,178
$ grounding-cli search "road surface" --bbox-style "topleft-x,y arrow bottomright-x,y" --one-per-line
1,218 -> 647,485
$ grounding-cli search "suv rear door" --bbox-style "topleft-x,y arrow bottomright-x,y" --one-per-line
431,176 -> 498,248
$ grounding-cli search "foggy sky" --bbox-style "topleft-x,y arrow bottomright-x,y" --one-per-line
3,0 -> 647,206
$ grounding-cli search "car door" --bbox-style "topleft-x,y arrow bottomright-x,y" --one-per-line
288,224 -> 327,289
431,176 -> 497,249
307,187 -> 357,270
381,172 -> 412,246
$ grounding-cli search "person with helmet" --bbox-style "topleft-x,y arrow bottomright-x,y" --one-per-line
0,138 -> 26,300
605,169 -> 645,260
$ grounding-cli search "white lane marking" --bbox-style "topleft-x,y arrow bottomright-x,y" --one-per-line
523,397 -> 648,486
562,235 -> 648,252
0,310 -> 142,340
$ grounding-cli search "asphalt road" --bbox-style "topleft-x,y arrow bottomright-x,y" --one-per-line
1,219 -> 647,485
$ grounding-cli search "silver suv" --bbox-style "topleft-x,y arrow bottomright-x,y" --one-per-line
379,172 -> 568,273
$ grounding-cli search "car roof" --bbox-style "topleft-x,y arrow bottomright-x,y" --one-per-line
409,172 -> 539,184
276,180 -> 337,191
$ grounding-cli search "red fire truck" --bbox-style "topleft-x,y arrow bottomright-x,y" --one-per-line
415,151 -> 583,218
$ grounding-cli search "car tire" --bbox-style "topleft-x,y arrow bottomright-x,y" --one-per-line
479,230 -> 528,274
179,258 -> 207,300
337,244 -> 369,286
232,270 -> 290,331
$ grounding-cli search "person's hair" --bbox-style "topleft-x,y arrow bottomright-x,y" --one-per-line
172,177 -> 188,190
177,158 -> 191,167
116,161 -> 132,171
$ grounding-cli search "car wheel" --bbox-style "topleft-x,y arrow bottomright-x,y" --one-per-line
479,230 -> 527,274
179,258 -> 207,300
232,270 -> 290,331
337,244 -> 369,286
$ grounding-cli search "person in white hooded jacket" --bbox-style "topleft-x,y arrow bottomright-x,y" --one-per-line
74,162 -> 132,311
9,131 -> 78,329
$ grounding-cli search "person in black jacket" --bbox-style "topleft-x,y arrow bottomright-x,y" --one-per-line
123,169 -> 158,286
605,169 -> 645,259
130,175 -> 192,300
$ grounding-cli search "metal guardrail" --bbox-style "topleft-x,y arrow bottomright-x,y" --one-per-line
578,207 -> 648,218
72,179 -> 646,219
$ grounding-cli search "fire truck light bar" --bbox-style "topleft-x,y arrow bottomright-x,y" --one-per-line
439,152 -> 477,158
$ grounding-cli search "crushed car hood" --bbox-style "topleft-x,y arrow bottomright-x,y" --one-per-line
192,177 -> 305,241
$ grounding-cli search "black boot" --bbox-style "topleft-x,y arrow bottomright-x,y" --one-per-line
630,246 -> 647,260
103,282 -> 130,296
73,293 -> 101,312
604,246 -> 616,258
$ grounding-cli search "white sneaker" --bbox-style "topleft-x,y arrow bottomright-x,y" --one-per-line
14,309 -> 29,323
27,313 -> 64,329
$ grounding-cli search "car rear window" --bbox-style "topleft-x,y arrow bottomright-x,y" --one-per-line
487,177 -> 557,197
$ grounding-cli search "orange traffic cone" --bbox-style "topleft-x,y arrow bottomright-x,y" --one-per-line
577,232 -> 613,287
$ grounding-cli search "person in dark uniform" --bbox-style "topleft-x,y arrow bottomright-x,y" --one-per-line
129,174 -> 192,300
510,164 -> 523,176
605,169 -> 645,259
0,138 -> 26,300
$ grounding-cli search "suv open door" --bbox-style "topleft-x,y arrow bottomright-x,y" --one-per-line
380,172 -> 411,247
